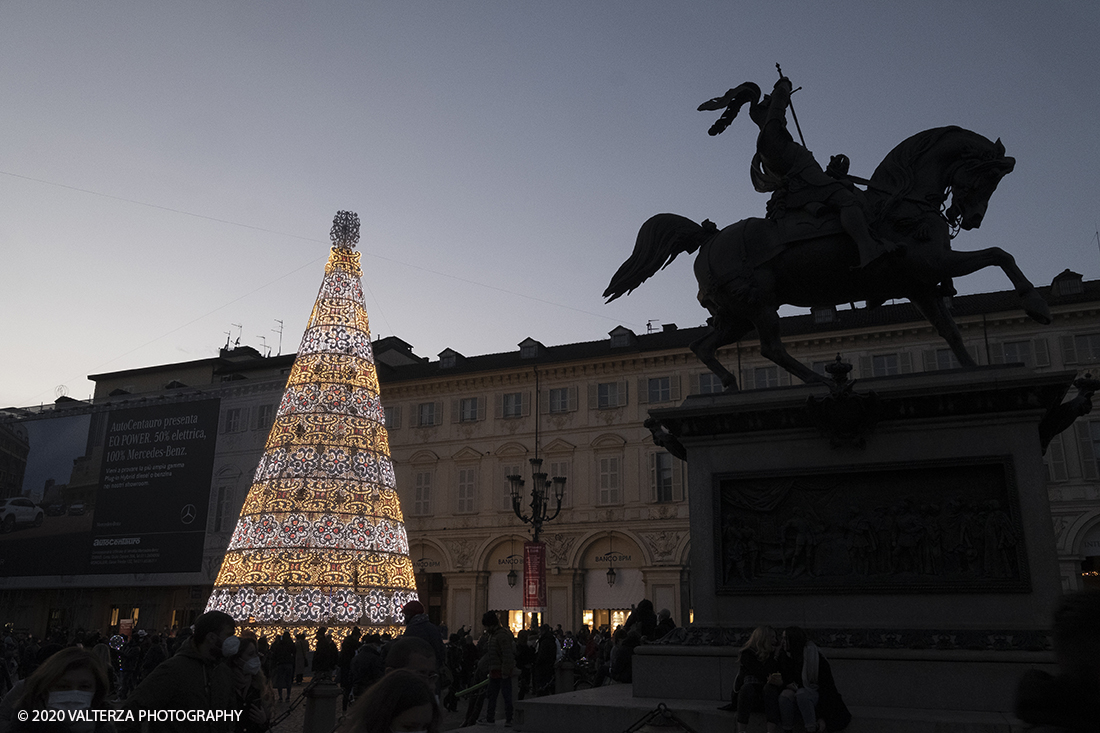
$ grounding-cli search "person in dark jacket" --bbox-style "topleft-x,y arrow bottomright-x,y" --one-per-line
622,599 -> 658,640
532,625 -> 557,696
654,609 -> 676,640
310,629 -> 339,681
337,628 -> 361,710
120,611 -> 238,733
765,626 -> 850,733
400,601 -> 445,672
350,634 -> 385,701
268,633 -> 295,702
1015,589 -> 1100,732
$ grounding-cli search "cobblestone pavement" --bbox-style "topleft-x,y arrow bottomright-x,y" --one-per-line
266,680 -> 468,733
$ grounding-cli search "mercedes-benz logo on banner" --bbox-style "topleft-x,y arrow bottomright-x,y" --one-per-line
180,504 -> 197,525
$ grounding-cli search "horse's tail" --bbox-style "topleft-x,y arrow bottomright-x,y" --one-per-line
603,214 -> 715,303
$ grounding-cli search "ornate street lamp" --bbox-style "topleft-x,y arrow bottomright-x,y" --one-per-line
507,458 -> 566,544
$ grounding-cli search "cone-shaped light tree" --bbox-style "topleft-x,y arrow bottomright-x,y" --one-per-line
206,211 -> 418,641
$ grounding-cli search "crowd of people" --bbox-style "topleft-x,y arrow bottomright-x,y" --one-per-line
0,599 -> 677,732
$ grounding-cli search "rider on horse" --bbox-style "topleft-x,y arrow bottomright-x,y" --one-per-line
703,77 -> 898,269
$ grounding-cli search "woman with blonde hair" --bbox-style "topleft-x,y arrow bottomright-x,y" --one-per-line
11,647 -> 113,732
732,625 -> 779,732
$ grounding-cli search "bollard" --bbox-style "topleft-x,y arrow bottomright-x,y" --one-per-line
554,660 -> 574,694
302,680 -> 343,733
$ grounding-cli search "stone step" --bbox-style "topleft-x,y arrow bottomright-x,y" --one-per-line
450,684 -> 1026,733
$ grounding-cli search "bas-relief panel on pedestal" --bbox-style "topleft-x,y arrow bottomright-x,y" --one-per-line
715,458 -> 1030,594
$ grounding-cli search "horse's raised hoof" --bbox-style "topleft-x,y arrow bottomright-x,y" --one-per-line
1020,289 -> 1052,324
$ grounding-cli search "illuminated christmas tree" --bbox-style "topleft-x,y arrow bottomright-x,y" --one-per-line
206,211 -> 418,641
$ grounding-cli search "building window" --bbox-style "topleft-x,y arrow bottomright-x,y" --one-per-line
1077,420 -> 1100,481
548,388 -> 571,413
1075,334 -> 1100,362
457,467 -> 477,513
502,393 -> 524,418
256,404 -> 275,430
597,382 -> 621,409
598,456 -> 620,504
460,398 -> 479,422
652,453 -> 676,502
872,354 -> 899,376
224,408 -> 242,433
213,485 -> 232,533
648,377 -> 671,403
417,403 -> 437,427
930,349 -> 961,371
753,366 -> 780,389
698,372 -> 724,394
414,472 -> 432,515
384,406 -> 401,429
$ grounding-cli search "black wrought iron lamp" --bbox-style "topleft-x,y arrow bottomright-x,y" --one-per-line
507,458 -> 566,543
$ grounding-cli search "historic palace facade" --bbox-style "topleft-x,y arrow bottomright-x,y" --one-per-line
2,271 -> 1098,637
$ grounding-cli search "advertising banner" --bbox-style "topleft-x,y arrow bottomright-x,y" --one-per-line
523,541 -> 546,610
0,398 -> 220,576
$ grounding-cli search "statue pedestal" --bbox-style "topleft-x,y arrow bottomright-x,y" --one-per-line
639,366 -> 1068,713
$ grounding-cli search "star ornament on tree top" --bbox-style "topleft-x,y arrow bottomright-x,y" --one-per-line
330,210 -> 360,250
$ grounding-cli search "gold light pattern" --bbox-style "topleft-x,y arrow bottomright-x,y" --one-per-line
206,211 -> 417,638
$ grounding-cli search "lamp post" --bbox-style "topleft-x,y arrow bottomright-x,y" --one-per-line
507,458 -> 565,631
507,458 -> 566,544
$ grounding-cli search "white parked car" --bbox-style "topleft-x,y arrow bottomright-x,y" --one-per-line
0,497 -> 44,533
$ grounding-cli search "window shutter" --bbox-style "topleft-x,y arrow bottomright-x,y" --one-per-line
250,410 -> 259,431
219,411 -> 228,434
1046,433 -> 1068,482
858,356 -> 872,378
434,402 -> 444,425
690,373 -> 700,395
540,390 -> 550,414
672,458 -> 683,501
567,386 -> 578,412
968,344 -> 981,365
451,399 -> 462,424
617,380 -> 628,407
1033,338 -> 1050,367
741,368 -> 753,389
391,406 -> 402,429
521,392 -> 531,417
670,375 -> 682,401
1061,335 -> 1078,365
991,344 -> 1006,365
1077,421 -> 1098,481
495,394 -> 504,419
647,452 -> 656,502
588,384 -> 598,410
637,378 -> 649,405
899,352 -> 913,374
477,398 -> 486,421
922,350 -> 937,372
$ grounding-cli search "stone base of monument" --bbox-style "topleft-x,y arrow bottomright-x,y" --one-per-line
631,367 -> 1066,726
509,683 -> 1034,733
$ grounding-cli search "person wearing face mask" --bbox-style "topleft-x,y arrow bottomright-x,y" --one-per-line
228,637 -> 272,733
9,647 -> 112,733
338,669 -> 439,733
119,611 -> 237,733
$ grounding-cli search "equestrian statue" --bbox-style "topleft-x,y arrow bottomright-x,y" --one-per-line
604,73 -> 1051,392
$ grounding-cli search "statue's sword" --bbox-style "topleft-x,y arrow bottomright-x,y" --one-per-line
776,63 -> 807,149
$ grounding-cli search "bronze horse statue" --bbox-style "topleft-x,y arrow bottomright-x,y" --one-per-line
604,125 -> 1051,391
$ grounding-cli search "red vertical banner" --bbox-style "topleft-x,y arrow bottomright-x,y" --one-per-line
523,541 -> 547,610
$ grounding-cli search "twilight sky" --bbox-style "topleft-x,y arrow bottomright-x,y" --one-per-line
1,2 -> 1097,407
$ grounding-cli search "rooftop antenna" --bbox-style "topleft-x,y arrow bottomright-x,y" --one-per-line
647,319 -> 659,334
273,320 -> 284,355
231,323 -> 242,348
223,330 -> 232,350
257,335 -> 270,357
